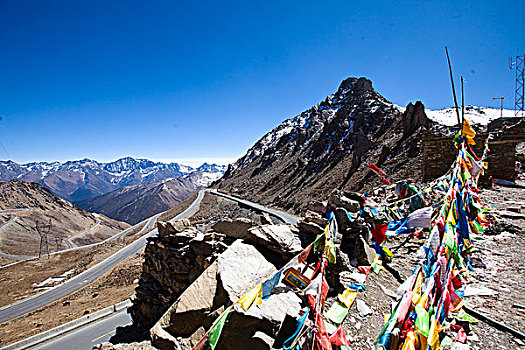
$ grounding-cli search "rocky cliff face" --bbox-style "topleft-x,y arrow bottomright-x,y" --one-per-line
217,77 -> 432,214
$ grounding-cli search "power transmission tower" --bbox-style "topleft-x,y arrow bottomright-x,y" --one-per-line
53,235 -> 63,252
509,53 -> 525,118
36,219 -> 52,258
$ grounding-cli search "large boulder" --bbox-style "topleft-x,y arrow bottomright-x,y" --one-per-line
215,292 -> 302,350
247,224 -> 302,254
329,189 -> 361,213
212,218 -> 255,239
150,240 -> 277,350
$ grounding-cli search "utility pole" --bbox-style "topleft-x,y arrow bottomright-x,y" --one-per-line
461,76 -> 465,128
492,96 -> 505,119
36,219 -> 52,258
509,53 -> 525,118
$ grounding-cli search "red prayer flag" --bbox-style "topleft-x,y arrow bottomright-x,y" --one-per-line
298,245 -> 312,263
372,223 -> 388,245
315,315 -> 333,350
329,324 -> 351,346
358,266 -> 371,275
321,277 -> 329,309
456,327 -> 467,343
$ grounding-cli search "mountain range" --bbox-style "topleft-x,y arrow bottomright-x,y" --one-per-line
0,157 -> 226,203
77,175 -> 204,225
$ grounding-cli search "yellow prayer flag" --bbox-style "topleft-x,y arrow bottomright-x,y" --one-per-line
427,318 -> 443,350
461,119 -> 476,141
324,224 -> 330,239
338,289 -> 358,308
237,284 -> 262,311
413,272 -> 423,295
326,240 -> 337,263
400,330 -> 417,350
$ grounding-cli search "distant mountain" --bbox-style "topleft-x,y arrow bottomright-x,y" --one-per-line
0,180 -> 129,258
216,77 -> 433,213
76,166 -> 226,224
0,157 -> 226,203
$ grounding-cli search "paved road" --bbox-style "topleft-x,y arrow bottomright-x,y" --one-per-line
0,214 -> 17,231
64,217 -> 101,249
28,310 -> 132,350
0,190 -> 205,324
4,189 -> 298,349
209,189 -> 299,225
0,214 -> 35,260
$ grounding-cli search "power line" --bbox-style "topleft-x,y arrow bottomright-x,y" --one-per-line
0,139 -> 10,160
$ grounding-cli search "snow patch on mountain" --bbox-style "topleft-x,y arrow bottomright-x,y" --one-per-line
0,157 -> 228,202
425,106 -> 515,126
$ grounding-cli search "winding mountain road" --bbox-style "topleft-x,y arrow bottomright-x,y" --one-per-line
0,210 -> 33,260
209,189 -> 299,225
0,190 -> 206,324
64,217 -> 101,249
1,189 -> 299,349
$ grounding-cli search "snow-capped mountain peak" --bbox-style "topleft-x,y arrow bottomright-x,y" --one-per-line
0,157 -> 227,202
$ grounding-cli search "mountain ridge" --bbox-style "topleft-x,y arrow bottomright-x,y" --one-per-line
0,157 -> 227,203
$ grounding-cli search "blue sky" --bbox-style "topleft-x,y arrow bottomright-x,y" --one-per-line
0,0 -> 523,166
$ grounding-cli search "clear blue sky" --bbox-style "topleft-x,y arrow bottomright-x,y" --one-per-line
0,0 -> 523,165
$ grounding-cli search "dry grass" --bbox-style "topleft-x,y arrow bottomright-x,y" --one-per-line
0,254 -> 143,346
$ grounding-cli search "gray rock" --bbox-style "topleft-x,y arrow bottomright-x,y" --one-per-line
216,292 -> 302,350
303,210 -> 327,226
342,190 -> 365,205
356,299 -> 372,316
307,200 -> 324,213
150,240 -> 276,350
158,219 -> 191,237
212,218 -> 255,239
297,219 -> 324,236
247,224 -> 303,254
330,189 -> 361,213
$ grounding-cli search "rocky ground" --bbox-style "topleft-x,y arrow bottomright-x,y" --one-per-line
97,180 -> 525,350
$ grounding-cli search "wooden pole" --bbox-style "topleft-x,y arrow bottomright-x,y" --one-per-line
461,76 -> 465,131
445,46 -> 462,128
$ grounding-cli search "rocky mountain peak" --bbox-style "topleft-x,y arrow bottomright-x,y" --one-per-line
103,157 -> 156,173
218,76 -> 427,213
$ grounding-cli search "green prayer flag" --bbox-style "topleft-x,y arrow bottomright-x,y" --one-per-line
457,309 -> 478,324
414,304 -> 430,337
208,306 -> 233,349
325,301 -> 349,324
